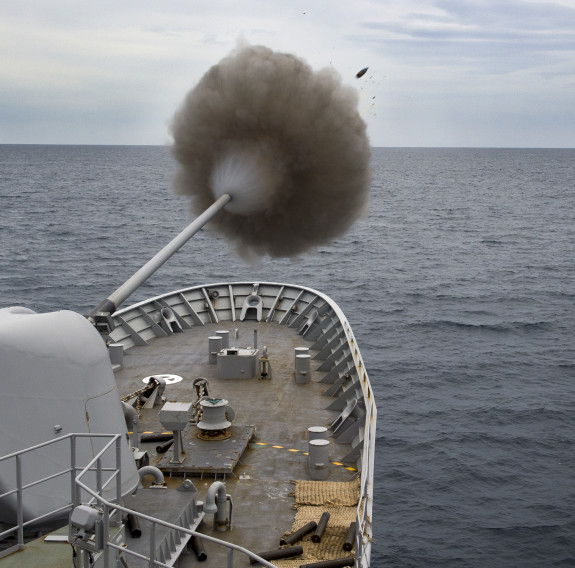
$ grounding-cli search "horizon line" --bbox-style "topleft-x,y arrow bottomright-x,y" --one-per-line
1,143 -> 574,150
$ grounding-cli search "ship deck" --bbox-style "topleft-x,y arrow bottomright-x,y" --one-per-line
0,282 -> 373,567
115,319 -> 357,567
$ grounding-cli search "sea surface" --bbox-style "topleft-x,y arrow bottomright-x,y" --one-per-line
1,145 -> 574,566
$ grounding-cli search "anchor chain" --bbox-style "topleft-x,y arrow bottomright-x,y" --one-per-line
120,378 -> 161,413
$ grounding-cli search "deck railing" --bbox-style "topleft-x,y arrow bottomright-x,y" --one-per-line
339,316 -> 376,568
0,433 -> 120,558
0,433 -> 277,567
355,399 -> 377,566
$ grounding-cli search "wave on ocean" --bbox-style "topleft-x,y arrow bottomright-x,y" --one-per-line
409,319 -> 552,333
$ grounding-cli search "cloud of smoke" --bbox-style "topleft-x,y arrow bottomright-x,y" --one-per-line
170,44 -> 371,259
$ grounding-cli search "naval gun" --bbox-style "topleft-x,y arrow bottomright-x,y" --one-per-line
87,193 -> 232,333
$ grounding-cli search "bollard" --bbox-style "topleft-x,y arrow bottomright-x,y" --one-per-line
295,354 -> 311,384
215,330 -> 229,348
308,439 -> 330,480
308,426 -> 328,442
294,346 -> 309,364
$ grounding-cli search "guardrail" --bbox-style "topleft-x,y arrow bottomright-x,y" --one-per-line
0,433 -> 116,558
0,433 -> 277,567
355,400 -> 377,567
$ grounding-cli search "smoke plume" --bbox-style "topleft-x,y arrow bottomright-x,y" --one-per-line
170,44 -> 371,259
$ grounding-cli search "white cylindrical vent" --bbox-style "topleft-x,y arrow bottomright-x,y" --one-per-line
215,330 -> 229,349
308,426 -> 328,441
295,354 -> 311,383
208,336 -> 223,364
309,439 -> 330,480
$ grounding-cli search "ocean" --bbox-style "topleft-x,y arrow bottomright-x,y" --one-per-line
1,145 -> 574,566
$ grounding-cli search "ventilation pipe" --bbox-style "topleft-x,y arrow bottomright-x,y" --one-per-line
204,481 -> 232,531
137,466 -> 165,487
122,402 -> 139,448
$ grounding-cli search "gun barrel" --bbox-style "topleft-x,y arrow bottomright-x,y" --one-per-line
89,193 -> 231,318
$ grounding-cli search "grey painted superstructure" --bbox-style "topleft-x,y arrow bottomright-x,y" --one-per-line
0,307 -> 140,524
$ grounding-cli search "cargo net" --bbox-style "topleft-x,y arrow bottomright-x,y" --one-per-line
292,478 -> 360,506
272,478 -> 360,568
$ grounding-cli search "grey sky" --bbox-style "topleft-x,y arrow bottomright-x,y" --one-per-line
1,0 -> 574,147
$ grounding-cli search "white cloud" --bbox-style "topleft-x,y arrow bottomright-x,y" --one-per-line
0,0 -> 574,146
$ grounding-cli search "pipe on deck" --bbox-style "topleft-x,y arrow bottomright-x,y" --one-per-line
137,466 -> 165,486
121,402 -> 139,448
205,481 -> 230,531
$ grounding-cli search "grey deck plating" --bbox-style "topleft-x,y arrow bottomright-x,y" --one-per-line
114,319 -> 355,566
156,425 -> 255,475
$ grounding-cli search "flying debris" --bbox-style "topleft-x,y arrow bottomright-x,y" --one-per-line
356,67 -> 369,78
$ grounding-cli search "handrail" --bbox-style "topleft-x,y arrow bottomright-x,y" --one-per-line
0,433 -> 278,567
0,468 -> 73,500
355,397 -> 376,566
0,418 -> 374,567
0,434 -> 117,558
74,438 -> 279,568
0,432 -> 116,463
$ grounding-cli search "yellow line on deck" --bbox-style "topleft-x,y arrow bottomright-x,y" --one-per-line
250,441 -> 357,471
